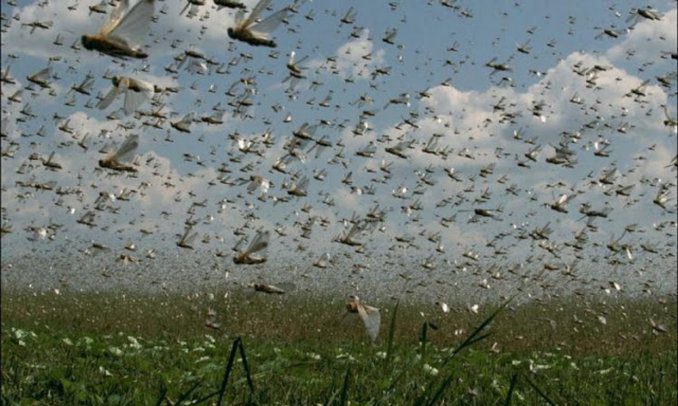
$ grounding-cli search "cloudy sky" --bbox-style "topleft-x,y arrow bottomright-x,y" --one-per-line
1,0 -> 676,296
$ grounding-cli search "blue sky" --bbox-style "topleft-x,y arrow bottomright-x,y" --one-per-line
1,0 -> 676,297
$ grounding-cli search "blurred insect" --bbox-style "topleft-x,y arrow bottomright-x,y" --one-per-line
98,134 -> 139,172
205,307 -> 221,330
382,28 -> 398,45
282,51 -> 309,89
243,175 -> 272,194
253,283 -> 286,294
71,74 -> 95,95
42,152 -> 62,171
227,0 -> 289,48
549,193 -> 576,213
98,76 -> 155,116
22,20 -> 53,34
176,224 -> 197,249
89,0 -> 108,15
180,0 -> 205,17
627,7 -> 661,27
82,0 -> 155,58
339,6 -> 356,25
336,222 -> 364,246
214,0 -> 247,10
26,66 -> 52,89
233,229 -> 270,264
345,295 -> 381,343
0,64 -> 16,84
171,112 -> 196,133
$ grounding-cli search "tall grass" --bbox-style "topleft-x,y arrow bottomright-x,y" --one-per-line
385,299 -> 399,365
416,296 -> 514,405
2,290 -> 676,403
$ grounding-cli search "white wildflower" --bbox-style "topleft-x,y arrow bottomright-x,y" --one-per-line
423,363 -> 439,376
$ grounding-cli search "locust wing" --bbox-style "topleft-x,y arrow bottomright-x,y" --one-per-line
357,304 -> 381,342
105,0 -> 154,48
249,7 -> 288,39
123,79 -> 154,115
99,0 -> 130,36
178,225 -> 197,247
97,79 -> 126,110
28,66 -> 52,83
242,0 -> 271,28
245,229 -> 270,254
110,134 -> 139,162
234,8 -> 247,26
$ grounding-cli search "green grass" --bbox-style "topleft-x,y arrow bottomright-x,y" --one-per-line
2,290 -> 676,404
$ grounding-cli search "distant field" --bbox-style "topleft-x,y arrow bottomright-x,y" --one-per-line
2,290 -> 676,404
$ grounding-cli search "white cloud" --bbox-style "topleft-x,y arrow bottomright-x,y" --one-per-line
606,9 -> 677,62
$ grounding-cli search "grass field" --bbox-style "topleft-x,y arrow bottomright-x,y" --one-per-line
2,289 -> 676,404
